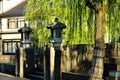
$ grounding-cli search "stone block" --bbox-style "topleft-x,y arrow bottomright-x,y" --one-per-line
89,76 -> 103,80
62,72 -> 90,80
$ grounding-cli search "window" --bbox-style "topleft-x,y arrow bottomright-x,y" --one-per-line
17,18 -> 25,28
3,40 -> 20,54
8,18 -> 25,29
8,18 -> 16,29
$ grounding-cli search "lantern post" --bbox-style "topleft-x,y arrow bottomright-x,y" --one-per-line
46,18 -> 66,80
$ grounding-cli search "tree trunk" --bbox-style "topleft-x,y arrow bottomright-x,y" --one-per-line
95,3 -> 105,49
89,2 -> 105,80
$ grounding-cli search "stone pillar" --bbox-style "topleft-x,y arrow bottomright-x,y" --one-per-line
15,47 -> 20,77
44,42 -> 55,80
44,44 -> 50,80
44,44 -> 47,80
16,47 -> 35,78
19,47 -> 24,78
54,49 -> 61,80
50,42 -> 55,80
89,49 -> 104,80
47,18 -> 66,80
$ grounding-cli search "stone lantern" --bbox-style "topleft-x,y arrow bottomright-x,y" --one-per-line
47,18 -> 66,49
17,23 -> 34,78
18,23 -> 32,48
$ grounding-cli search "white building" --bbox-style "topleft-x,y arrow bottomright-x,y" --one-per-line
0,0 -> 27,55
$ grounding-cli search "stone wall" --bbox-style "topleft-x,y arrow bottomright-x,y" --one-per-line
61,44 -> 94,73
0,47 -> 35,75
42,43 -> 118,74
61,43 -> 120,74
0,55 -> 16,64
60,43 -> 120,79
0,43 -> 120,78
0,54 -> 16,75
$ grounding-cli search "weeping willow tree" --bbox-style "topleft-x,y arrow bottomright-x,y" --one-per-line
85,0 -> 105,79
25,0 -> 94,47
25,0 -> 120,47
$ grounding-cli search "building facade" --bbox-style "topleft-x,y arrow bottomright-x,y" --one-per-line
0,0 -> 27,63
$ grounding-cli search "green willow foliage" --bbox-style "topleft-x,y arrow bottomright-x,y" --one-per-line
25,0 -> 120,47
105,0 -> 120,43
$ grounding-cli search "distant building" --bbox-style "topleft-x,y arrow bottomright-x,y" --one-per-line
0,0 -> 27,62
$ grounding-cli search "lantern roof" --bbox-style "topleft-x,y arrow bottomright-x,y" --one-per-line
47,18 -> 66,29
18,23 -> 32,33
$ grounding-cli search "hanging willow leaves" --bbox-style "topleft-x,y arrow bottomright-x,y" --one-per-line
105,0 -> 120,43
25,0 -> 120,47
